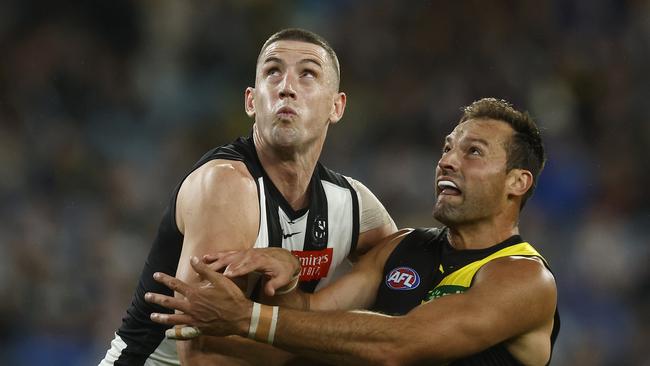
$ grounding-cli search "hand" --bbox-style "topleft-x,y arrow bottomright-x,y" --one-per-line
203,248 -> 301,296
145,256 -> 253,337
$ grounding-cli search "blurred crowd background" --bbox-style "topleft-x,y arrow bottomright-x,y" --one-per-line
1,0 -> 649,365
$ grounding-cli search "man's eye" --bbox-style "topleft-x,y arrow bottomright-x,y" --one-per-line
469,147 -> 482,155
267,68 -> 280,76
442,146 -> 450,153
302,70 -> 316,78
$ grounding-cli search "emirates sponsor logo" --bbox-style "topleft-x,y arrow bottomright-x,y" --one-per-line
292,248 -> 333,281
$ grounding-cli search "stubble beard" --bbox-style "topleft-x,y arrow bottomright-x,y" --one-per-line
433,199 -> 463,226
433,194 -> 486,226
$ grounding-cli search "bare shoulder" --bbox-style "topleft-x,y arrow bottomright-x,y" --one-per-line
187,159 -> 255,193
473,256 -> 557,318
476,256 -> 556,291
176,159 -> 258,233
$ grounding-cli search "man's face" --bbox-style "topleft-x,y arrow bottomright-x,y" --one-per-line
433,118 -> 514,225
245,40 -> 344,151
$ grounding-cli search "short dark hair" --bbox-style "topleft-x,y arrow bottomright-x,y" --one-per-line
460,98 -> 546,209
258,28 -> 340,86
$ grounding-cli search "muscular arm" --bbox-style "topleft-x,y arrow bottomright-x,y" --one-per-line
267,257 -> 557,365
256,229 -> 411,311
308,229 -> 410,311
172,170 -> 397,363
174,160 -> 260,363
147,253 -> 556,365
200,226 -> 411,312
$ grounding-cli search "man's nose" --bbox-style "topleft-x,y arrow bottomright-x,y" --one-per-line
437,151 -> 458,173
278,72 -> 297,99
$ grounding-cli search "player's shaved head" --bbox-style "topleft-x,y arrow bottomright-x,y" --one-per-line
258,28 -> 340,88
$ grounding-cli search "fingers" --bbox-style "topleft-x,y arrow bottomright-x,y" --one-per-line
266,273 -> 299,296
144,292 -> 190,314
150,312 -> 195,326
206,250 -> 273,278
264,275 -> 292,296
152,272 -> 191,297
220,250 -> 274,277
205,260 -> 228,273
189,256 -> 230,285
203,251 -> 238,264
165,325 -> 201,340
203,252 -> 246,274
202,249 -> 298,280
223,260 -> 257,278
264,281 -> 276,297
202,253 -> 219,263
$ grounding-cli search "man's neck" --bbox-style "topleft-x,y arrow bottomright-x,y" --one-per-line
446,214 -> 520,250
253,132 -> 324,211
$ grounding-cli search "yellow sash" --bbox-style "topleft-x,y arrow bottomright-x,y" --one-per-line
424,242 -> 545,302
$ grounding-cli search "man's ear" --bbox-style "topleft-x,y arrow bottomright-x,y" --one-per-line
328,92 -> 346,124
507,169 -> 533,199
244,87 -> 255,118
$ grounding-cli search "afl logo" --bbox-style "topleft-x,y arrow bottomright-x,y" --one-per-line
385,267 -> 420,290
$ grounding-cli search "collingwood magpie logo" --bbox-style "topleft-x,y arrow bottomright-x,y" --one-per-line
312,216 -> 328,247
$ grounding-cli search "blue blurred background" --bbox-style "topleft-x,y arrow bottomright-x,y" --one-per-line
1,0 -> 649,365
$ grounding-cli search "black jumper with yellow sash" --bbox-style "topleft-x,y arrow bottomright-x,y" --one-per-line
371,228 -> 560,366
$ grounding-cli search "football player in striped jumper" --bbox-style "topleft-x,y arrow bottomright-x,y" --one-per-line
99,28 -> 396,366
147,98 -> 560,366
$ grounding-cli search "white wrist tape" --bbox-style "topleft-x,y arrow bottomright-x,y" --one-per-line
268,305 -> 279,344
248,302 -> 262,339
247,302 -> 279,344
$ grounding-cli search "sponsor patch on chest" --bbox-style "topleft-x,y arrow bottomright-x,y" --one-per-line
424,285 -> 468,302
292,248 -> 333,282
385,267 -> 421,290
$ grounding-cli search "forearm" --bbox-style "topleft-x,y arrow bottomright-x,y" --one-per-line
178,338 -> 233,365
187,335 -> 324,366
270,308 -> 410,366
178,339 -> 252,366
148,259 -> 424,365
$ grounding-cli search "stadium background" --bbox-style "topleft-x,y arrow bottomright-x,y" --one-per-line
1,0 -> 649,364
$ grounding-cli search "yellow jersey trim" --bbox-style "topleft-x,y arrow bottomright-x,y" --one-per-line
436,242 -> 543,288
424,242 -> 545,302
